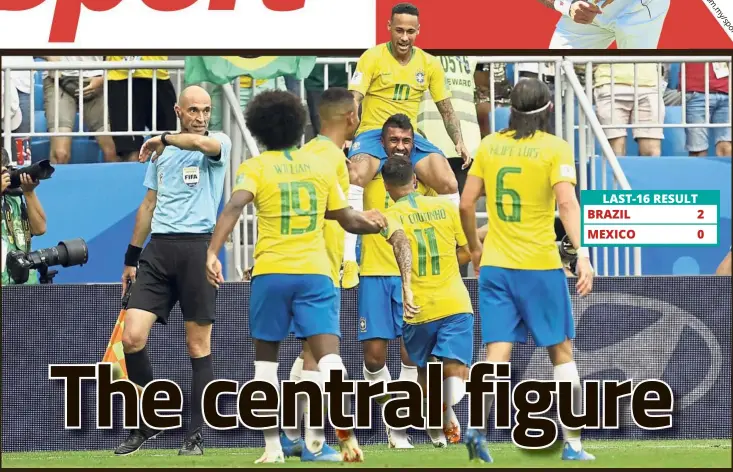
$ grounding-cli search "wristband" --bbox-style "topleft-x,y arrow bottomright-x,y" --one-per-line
124,244 -> 143,267
554,0 -> 573,16
161,132 -> 171,147
577,247 -> 590,259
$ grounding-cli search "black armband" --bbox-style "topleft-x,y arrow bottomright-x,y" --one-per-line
124,244 -> 143,267
161,132 -> 171,147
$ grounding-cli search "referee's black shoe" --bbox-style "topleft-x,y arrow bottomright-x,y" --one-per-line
178,430 -> 204,456
114,427 -> 161,456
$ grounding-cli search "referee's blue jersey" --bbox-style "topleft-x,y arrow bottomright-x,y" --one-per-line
143,132 -> 232,234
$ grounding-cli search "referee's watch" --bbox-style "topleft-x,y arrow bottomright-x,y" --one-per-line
161,132 -> 172,147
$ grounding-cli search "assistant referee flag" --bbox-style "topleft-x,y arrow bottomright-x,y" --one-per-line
184,56 -> 318,85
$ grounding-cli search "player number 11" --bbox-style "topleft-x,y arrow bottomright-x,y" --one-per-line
414,227 -> 440,276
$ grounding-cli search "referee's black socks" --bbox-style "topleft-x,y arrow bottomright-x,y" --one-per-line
190,354 -> 214,436
126,347 -> 156,434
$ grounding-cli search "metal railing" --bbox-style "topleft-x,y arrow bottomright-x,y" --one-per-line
4,56 -> 729,280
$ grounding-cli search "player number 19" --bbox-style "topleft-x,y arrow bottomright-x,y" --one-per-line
278,181 -> 318,235
496,166 -> 522,222
414,227 -> 440,276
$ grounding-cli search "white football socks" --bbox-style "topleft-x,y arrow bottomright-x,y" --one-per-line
254,361 -> 282,454
301,369 -> 326,453
554,361 -> 583,451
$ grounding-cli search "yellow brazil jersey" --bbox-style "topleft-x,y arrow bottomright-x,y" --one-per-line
106,56 -> 170,81
349,43 -> 451,135
232,148 -> 348,278
468,130 -> 577,270
360,172 -> 437,277
300,135 -> 350,287
382,193 -> 473,324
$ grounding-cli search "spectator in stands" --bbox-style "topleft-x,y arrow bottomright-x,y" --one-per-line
1,147 -> 47,285
1,72 -> 22,134
473,62 -> 511,137
105,56 -> 178,162
39,56 -> 117,164
681,62 -> 731,157
716,248 -> 732,275
2,56 -> 35,135
594,63 -> 665,157
304,62 -> 354,137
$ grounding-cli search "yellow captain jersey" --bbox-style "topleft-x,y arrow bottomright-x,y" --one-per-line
468,130 -> 577,270
382,193 -> 473,324
300,135 -> 350,287
349,43 -> 451,135
105,56 -> 170,81
360,172 -> 437,277
232,148 -> 348,278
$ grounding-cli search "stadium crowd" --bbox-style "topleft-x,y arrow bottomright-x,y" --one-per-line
1,55 -> 731,165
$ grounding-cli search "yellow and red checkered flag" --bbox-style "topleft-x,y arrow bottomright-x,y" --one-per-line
102,280 -> 134,383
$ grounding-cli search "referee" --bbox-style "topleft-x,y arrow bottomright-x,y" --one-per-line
115,85 -> 232,456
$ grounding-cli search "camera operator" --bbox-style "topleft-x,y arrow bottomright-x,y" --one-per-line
1,147 -> 48,285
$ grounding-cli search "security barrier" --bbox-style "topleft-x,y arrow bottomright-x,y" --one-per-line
2,276 -> 730,452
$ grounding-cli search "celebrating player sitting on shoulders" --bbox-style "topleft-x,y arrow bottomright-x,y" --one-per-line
379,157 -> 475,450
341,2 -> 471,289
205,90 -> 392,464
356,114 -> 440,450
458,78 -> 595,463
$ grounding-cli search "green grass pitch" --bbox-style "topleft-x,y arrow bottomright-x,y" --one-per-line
2,439 -> 730,468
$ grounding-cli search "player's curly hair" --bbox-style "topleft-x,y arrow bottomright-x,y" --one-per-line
503,77 -> 552,140
244,90 -> 307,151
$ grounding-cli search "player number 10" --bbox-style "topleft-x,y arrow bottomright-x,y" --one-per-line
278,181 -> 318,235
414,227 -> 440,276
392,84 -> 411,101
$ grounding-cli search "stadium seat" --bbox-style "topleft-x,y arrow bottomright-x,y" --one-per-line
70,139 -> 102,164
34,83 -> 44,111
33,111 -> 47,134
506,63 -> 515,85
662,105 -> 688,157
667,63 -> 680,91
491,107 -> 511,131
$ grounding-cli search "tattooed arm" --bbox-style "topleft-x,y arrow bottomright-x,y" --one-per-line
435,98 -> 473,167
435,98 -> 464,147
387,229 -> 420,317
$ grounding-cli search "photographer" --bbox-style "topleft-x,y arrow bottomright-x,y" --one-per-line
1,147 -> 47,285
